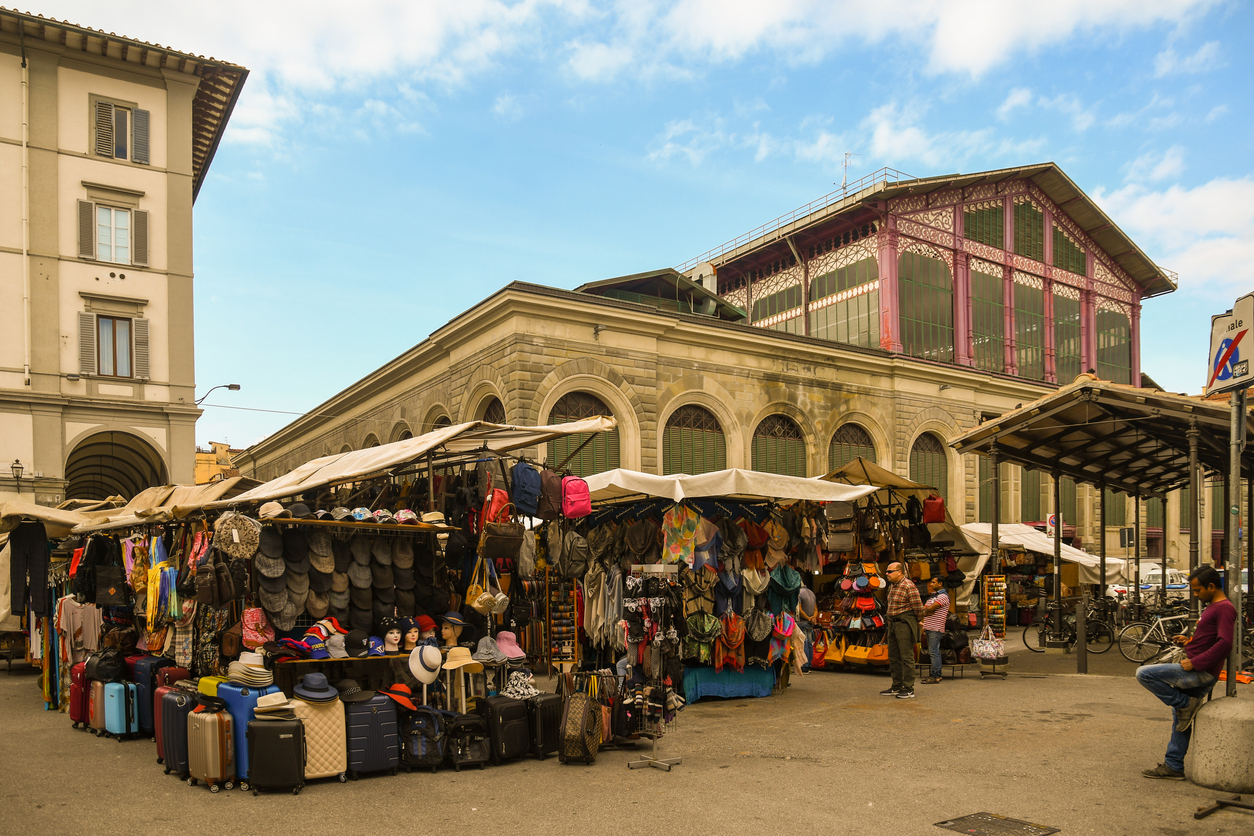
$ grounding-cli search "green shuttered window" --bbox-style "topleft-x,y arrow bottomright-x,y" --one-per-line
1096,308 -> 1132,384
1053,224 -> 1085,274
809,256 -> 880,348
898,251 -> 954,364
752,415 -> 806,477
1015,282 -> 1046,381
663,405 -> 726,476
971,268 -> 1004,373
1021,467 -> 1041,523
546,391 -> 620,477
1014,200 -> 1044,262
909,433 -> 948,504
965,204 -> 1004,249
1053,294 -> 1082,383
828,424 -> 875,471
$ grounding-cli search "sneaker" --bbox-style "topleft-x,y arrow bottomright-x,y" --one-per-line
879,688 -> 900,697
1175,696 -> 1204,733
1141,763 -> 1184,780
895,689 -> 916,700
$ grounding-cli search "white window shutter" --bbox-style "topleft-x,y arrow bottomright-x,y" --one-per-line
78,312 -> 96,376
94,101 -> 114,157
78,200 -> 95,259
132,109 -> 150,165
133,318 -> 150,380
132,210 -> 149,266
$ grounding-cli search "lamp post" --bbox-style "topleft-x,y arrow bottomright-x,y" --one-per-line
195,383 -> 241,406
11,459 -> 23,494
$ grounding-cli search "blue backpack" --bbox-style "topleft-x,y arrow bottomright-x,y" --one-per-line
402,707 -> 454,773
511,461 -> 542,518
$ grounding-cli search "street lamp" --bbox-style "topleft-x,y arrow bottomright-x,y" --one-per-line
11,459 -> 23,493
195,383 -> 241,406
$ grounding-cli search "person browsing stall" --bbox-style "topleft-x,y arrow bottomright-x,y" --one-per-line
1136,565 -> 1236,780
797,583 -> 817,673
920,576 -> 950,684
882,562 -> 925,700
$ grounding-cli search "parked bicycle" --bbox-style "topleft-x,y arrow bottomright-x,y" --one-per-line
1023,600 -> 1115,654
1117,610 -> 1191,663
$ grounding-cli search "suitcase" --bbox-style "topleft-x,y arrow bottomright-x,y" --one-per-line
527,693 -> 562,759
187,708 -> 235,792
153,667 -> 192,762
474,695 -> 530,764
89,680 -> 107,735
160,689 -> 197,777
130,656 -> 175,738
104,681 -> 140,739
557,692 -> 601,765
70,662 -> 90,730
247,719 -> 307,796
157,666 -> 191,689
217,682 -> 280,785
401,707 -> 452,773
345,694 -> 400,779
290,699 -> 348,782
445,713 -> 491,771
198,675 -> 228,698
123,654 -> 148,681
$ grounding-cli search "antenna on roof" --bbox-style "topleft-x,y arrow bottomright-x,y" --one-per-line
841,152 -> 861,190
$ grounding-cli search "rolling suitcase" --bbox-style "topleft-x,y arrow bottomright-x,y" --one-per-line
153,667 -> 191,763
198,675 -> 228,698
247,719 -> 307,795
104,681 -> 140,740
474,695 -> 530,764
160,690 -> 197,777
217,682 -> 280,786
445,713 -> 490,771
345,694 -> 400,779
291,699 -> 347,782
557,692 -> 601,765
89,680 -> 107,736
527,693 -> 562,759
187,706 -> 235,792
131,656 -> 175,738
401,707 -> 451,773
70,662 -> 90,730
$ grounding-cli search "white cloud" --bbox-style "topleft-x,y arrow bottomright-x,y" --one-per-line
1205,104 -> 1229,123
493,94 -> 524,121
1154,40 -> 1222,76
1037,93 -> 1096,132
1126,146 -> 1186,183
565,40 -> 635,81
997,88 -> 1033,121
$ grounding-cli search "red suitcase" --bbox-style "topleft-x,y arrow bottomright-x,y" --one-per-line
70,662 -> 90,730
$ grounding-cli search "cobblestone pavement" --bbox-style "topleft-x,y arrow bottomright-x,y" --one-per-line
1,657 -> 1249,836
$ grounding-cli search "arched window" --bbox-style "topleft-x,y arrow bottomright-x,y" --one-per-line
909,433 -> 948,503
828,423 -> 875,471
752,414 -> 806,477
546,391 -> 619,477
481,398 -> 506,424
898,251 -> 954,363
663,405 -> 726,475
432,415 -> 451,431
362,434 -> 381,449
398,429 -> 413,440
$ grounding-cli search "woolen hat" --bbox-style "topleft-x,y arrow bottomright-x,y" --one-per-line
287,585 -> 309,610
334,678 -> 375,703
395,589 -> 416,616
307,529 -> 332,557
347,562 -> 371,589
349,586 -> 372,609
283,529 -> 309,561
259,527 -> 284,559
259,586 -> 288,612
408,645 -> 443,684
374,585 -> 396,604
372,537 -> 392,566
332,539 -> 351,573
329,605 -> 350,625
260,571 -> 287,593
349,606 -> 372,633
330,588 -> 350,609
372,599 -> 394,625
306,589 -> 330,619
255,551 -> 286,579
331,571 -> 349,593
285,570 -> 310,596
293,672 -> 338,702
392,538 -> 414,569
350,533 -> 371,565
309,549 -> 334,575
392,565 -> 415,590
308,569 -> 332,594
270,600 -> 300,632
371,562 -> 394,589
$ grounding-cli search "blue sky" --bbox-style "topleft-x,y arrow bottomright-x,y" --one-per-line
35,1 -> 1254,448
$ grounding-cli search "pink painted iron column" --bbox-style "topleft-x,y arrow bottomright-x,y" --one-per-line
877,222 -> 903,353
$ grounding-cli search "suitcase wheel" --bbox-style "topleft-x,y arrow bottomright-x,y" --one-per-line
252,790 -> 258,797
72,722 -> 79,729
164,766 -> 171,775
391,767 -> 398,776
188,778 -> 196,786
349,772 -> 358,781
157,757 -> 163,765
454,764 -> 461,772
224,782 -> 233,791
151,737 -> 157,743
210,784 -> 220,794
293,787 -> 301,796
238,782 -> 249,792
338,773 -> 347,783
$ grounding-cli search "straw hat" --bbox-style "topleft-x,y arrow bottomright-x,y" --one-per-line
408,645 -> 443,684
441,646 -> 483,673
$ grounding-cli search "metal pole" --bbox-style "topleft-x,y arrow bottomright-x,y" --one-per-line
1134,495 -> 1142,612
991,445 -> 1000,565
1061,470 -> 1085,673
1053,468 -> 1062,642
427,453 -> 435,513
1099,481 -> 1107,606
1227,388 -> 1247,697
1189,420 -> 1201,618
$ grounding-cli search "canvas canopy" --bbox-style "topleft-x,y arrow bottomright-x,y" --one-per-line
961,523 -> 1128,586
585,468 -> 878,505
210,417 -> 618,508
71,477 -> 260,534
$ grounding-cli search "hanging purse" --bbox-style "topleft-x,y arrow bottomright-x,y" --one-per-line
811,631 -> 828,669
844,635 -> 870,665
867,634 -> 890,665
824,632 -> 845,665
479,503 -> 525,573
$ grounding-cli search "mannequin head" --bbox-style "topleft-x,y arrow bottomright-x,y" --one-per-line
401,617 -> 421,650
417,615 -> 438,641
441,621 -> 463,646
379,616 -> 402,653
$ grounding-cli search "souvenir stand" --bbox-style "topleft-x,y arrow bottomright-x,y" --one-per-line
580,468 -> 877,701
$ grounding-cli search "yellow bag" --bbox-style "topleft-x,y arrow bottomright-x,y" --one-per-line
844,635 -> 871,665
867,636 -> 890,665
823,632 -> 845,665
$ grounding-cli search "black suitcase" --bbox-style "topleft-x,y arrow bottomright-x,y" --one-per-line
345,694 -> 400,779
130,655 -> 174,737
247,720 -> 307,796
474,695 -> 530,764
445,714 -> 491,771
527,693 -> 563,760
160,690 -> 196,778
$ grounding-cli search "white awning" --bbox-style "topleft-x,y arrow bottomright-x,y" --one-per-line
960,522 -> 1128,585
585,468 -> 878,505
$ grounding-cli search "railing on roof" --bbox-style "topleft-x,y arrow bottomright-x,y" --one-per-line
675,167 -> 914,273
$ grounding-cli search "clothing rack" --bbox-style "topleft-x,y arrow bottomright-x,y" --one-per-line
627,682 -> 682,772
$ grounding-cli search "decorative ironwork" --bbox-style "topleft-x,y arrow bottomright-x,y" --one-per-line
829,423 -> 876,471
482,398 -> 505,424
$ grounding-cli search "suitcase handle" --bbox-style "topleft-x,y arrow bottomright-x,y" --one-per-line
125,686 -> 134,728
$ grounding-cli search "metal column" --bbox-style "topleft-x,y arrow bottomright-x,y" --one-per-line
1188,420 -> 1200,618
1227,389 -> 1247,696
990,445 -> 1000,566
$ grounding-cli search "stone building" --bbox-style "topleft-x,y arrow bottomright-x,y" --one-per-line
0,9 -> 246,503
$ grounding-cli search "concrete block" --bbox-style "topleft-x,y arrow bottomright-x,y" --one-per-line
1184,695 -> 1254,792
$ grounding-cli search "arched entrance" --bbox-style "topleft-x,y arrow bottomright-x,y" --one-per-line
65,431 -> 169,501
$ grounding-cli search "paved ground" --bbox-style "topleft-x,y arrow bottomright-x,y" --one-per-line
2,652 -> 1250,836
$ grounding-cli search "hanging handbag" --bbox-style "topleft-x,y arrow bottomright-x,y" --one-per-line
867,634 -> 890,665
466,558 -> 493,615
479,503 -> 525,573
95,564 -> 128,607
844,635 -> 870,665
971,625 -> 1005,661
823,632 -> 845,665
922,494 -> 945,524
811,631 -> 828,669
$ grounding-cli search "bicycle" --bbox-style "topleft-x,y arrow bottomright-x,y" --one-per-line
1117,611 -> 1192,663
1023,600 -> 1115,654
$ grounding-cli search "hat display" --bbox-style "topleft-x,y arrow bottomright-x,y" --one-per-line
349,607 -> 372,633
252,691 -> 298,720
227,659 -> 275,687
259,586 -> 289,613
392,565 -> 415,590
440,611 -> 466,628
293,672 -> 339,702
494,631 -> 526,663
343,630 -> 370,658
288,503 -> 313,519
334,678 -> 376,703
330,588 -> 350,609
255,550 -> 286,579
371,562 -> 394,589
306,589 -> 330,619
259,501 -> 292,520
379,683 -> 418,712
349,586 -> 373,609
375,585 -> 396,604
270,600 -> 300,632
331,507 -> 354,521
283,528 -> 309,560
285,570 -> 310,596
351,507 -> 372,521
326,634 -> 348,659
372,600 -> 394,626
372,509 -> 396,526
421,511 -> 445,525
372,537 -> 392,565
416,615 -> 437,634
309,549 -> 334,575
287,585 -> 309,610
330,538 -> 350,572
347,562 -> 372,589
308,569 -> 333,594
350,533 -> 371,565
472,636 -> 507,665
367,637 -> 386,656
259,527 -> 284,559
501,670 -> 541,700
392,538 -> 414,569
395,589 -> 416,616
395,509 -> 419,525
442,646 -> 484,673
408,645 -> 443,684
214,512 -> 261,561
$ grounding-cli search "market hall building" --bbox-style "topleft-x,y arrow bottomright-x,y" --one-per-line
236,163 -> 1218,568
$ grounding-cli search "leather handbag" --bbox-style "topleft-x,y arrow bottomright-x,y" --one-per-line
811,631 -> 828,669
844,636 -> 870,665
479,504 -> 524,572
922,494 -> 945,524
867,635 -> 890,665
824,632 -> 845,665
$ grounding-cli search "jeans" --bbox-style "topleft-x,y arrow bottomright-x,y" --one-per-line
8,521 -> 48,616
925,630 -> 943,677
799,622 -> 814,670
1136,663 -> 1217,772
888,617 -> 918,691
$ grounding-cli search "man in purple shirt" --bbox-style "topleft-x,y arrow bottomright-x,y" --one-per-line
1136,565 -> 1236,780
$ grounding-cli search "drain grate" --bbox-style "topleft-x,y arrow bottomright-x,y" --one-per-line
935,812 -> 1059,835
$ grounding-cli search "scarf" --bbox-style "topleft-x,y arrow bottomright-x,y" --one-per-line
683,612 -> 722,664
769,612 -> 796,664
715,612 -> 745,673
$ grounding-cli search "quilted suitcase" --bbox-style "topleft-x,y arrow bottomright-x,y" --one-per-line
160,690 -> 197,777
89,680 -> 107,735
187,708 -> 235,792
69,662 -> 90,730
445,713 -> 490,771
104,681 -> 140,739
217,682 -> 280,785
247,719 -> 307,796
527,693 -> 562,759
401,707 -> 451,773
130,655 -> 175,738
291,699 -> 348,782
475,695 -> 530,764
345,694 -> 400,779
557,692 -> 601,765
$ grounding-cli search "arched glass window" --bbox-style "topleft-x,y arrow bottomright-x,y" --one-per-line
828,423 -> 875,471
482,398 -> 506,424
546,391 -> 619,477
898,251 -> 954,363
752,414 -> 806,477
398,429 -> 413,440
432,415 -> 452,431
362,434 -> 381,449
909,433 -> 948,503
663,405 -> 726,475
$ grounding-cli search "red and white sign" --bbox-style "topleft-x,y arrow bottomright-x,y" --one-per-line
1206,292 -> 1254,396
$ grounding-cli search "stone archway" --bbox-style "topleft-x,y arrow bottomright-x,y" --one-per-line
64,430 -> 169,501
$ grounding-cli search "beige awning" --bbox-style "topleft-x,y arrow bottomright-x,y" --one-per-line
71,477 -> 260,534
586,467 -> 878,505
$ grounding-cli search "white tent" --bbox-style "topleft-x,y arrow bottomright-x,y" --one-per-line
960,523 -> 1128,586
585,468 -> 878,505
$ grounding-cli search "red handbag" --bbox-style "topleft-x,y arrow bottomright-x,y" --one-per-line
811,631 -> 828,669
922,494 -> 945,524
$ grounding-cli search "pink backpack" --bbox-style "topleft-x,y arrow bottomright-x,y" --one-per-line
561,475 -> 592,518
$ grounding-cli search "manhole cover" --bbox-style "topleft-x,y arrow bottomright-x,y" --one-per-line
935,812 -> 1059,835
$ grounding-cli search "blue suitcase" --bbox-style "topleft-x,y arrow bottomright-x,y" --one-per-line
103,681 -> 140,740
345,694 -> 400,779
130,655 -> 175,738
217,682 -> 280,785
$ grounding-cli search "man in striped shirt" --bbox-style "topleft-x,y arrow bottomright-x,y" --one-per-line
882,562 -> 925,699
920,576 -> 950,684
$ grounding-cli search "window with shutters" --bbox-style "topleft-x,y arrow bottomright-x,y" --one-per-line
78,200 -> 148,266
1178,485 -> 1192,531
909,433 -> 948,504
96,206 -> 130,263
897,251 -> 954,363
96,315 -> 132,378
1053,293 -> 1082,382
663,405 -> 726,475
752,414 -> 806,476
1013,197 -> 1044,262
1060,476 -> 1077,527
1096,307 -> 1132,384
1014,281 -> 1046,381
1146,496 -> 1165,529
1104,488 -> 1126,527
546,391 -> 619,477
91,97 -> 150,165
78,310 -> 149,380
964,202 -> 1004,249
1052,224 -> 1085,274
828,423 -> 875,471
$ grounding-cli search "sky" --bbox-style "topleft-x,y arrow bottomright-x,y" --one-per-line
30,0 -> 1254,449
